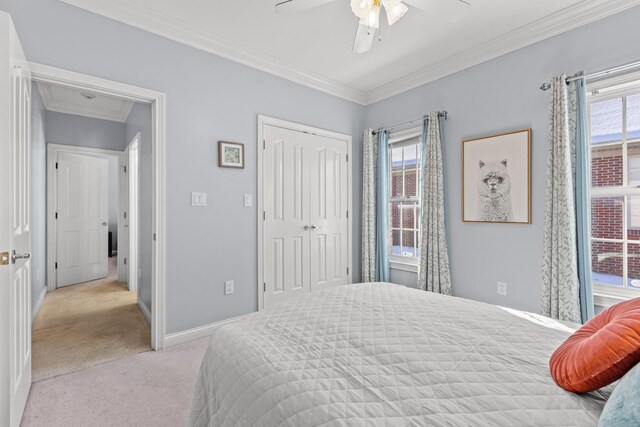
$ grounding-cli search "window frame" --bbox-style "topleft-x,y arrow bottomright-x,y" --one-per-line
588,71 -> 640,306
388,127 -> 423,272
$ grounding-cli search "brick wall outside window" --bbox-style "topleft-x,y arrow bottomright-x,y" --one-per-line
591,151 -> 640,281
391,168 -> 418,249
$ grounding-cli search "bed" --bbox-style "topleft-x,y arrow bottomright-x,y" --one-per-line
189,283 -> 609,426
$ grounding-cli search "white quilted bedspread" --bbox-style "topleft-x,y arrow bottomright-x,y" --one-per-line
188,283 -> 609,426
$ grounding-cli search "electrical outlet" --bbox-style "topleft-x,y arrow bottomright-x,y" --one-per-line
497,281 -> 508,296
224,280 -> 234,295
191,192 -> 207,207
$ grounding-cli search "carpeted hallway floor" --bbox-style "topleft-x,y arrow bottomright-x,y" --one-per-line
32,257 -> 151,381
21,337 -> 210,427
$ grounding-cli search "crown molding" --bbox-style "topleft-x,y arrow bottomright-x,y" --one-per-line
58,0 -> 640,106
365,0 -> 640,104
36,81 -> 134,122
57,0 -> 368,105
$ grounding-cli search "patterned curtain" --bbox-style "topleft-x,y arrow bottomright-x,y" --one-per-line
376,131 -> 390,282
541,74 -> 593,323
361,129 -> 377,282
418,112 -> 452,294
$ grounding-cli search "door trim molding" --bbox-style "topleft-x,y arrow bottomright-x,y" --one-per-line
46,143 -> 122,292
125,134 -> 140,292
256,115 -> 353,311
33,62 -> 167,350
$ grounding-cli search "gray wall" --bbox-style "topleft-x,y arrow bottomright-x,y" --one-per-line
45,110 -> 127,150
30,82 -> 47,311
45,110 -> 123,250
1,0 -> 365,333
365,7 -> 640,313
125,103 -> 153,309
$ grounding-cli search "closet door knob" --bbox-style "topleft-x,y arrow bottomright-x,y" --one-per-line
303,225 -> 310,231
310,225 -> 317,230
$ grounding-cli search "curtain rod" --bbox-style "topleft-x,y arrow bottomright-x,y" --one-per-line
373,111 -> 448,134
539,59 -> 640,91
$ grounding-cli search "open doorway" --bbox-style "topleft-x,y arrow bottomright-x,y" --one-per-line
30,79 -> 154,380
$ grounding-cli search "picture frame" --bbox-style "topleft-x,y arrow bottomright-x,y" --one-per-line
218,141 -> 245,169
462,129 -> 531,224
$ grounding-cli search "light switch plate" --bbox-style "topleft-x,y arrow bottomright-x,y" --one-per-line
497,281 -> 508,296
244,194 -> 252,207
224,280 -> 234,295
191,192 -> 207,207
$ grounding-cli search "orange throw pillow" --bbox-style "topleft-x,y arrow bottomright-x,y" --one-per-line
549,297 -> 640,393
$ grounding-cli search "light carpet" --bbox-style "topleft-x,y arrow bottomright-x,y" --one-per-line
21,337 -> 210,427
32,257 -> 151,381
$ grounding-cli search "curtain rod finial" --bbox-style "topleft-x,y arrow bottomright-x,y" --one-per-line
540,83 -> 551,91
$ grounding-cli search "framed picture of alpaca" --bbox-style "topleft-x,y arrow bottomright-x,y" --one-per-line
462,129 -> 531,224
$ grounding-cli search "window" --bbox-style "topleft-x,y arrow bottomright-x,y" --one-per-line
389,128 -> 422,270
589,73 -> 640,304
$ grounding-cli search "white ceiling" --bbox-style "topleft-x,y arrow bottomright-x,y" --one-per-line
37,81 -> 134,122
59,0 -> 640,105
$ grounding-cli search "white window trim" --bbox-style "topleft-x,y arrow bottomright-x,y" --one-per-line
389,126 -> 422,271
390,257 -> 419,272
588,74 -> 640,304
594,283 -> 640,308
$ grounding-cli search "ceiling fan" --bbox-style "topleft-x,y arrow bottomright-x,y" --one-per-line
275,0 -> 471,54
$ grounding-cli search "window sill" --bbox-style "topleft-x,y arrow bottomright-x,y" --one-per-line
390,260 -> 419,273
593,284 -> 640,309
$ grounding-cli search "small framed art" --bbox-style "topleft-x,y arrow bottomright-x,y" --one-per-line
462,129 -> 531,224
218,141 -> 245,169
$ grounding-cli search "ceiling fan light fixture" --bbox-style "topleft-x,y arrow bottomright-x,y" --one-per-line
350,0 -> 371,20
362,2 -> 381,29
382,0 -> 408,26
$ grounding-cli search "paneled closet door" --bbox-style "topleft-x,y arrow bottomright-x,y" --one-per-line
308,135 -> 349,292
263,125 -> 311,306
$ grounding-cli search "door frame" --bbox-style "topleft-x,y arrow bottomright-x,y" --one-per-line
256,115 -> 353,310
46,144 -> 120,290
32,62 -> 167,350
122,133 -> 140,292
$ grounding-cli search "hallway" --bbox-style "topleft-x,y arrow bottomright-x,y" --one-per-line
32,257 -> 151,381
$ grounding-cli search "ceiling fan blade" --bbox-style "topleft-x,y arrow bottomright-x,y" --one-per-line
403,0 -> 470,12
352,23 -> 375,54
275,0 -> 337,15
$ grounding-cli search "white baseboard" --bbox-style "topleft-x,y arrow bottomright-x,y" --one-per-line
137,297 -> 151,325
32,287 -> 47,321
164,314 -> 247,348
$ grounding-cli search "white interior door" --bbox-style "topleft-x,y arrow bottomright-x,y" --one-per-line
262,124 -> 349,307
263,125 -> 311,306
308,135 -> 349,292
118,152 -> 128,283
56,152 -> 109,287
0,12 -> 32,427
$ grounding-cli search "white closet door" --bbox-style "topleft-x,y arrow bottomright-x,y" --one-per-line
0,13 -> 32,424
308,135 -> 349,292
263,125 -> 311,306
57,152 -> 109,287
